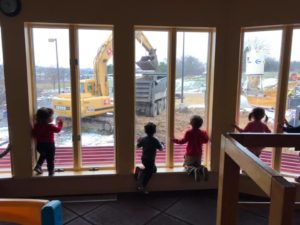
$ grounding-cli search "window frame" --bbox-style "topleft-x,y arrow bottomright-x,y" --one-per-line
236,25 -> 296,176
0,25 -> 12,174
26,23 -> 116,172
134,26 -> 216,169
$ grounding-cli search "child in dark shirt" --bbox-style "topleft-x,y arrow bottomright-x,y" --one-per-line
173,115 -> 209,181
32,107 -> 63,176
135,122 -> 163,193
280,111 -> 300,183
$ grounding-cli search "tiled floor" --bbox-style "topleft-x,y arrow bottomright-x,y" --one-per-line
0,190 -> 299,225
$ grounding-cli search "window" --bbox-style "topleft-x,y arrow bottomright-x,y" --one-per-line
174,31 -> 210,166
0,29 -> 11,172
135,30 -> 169,166
77,28 -> 115,168
32,27 -> 73,169
30,25 -> 115,171
134,28 -> 214,169
282,28 -> 300,175
238,29 -> 283,166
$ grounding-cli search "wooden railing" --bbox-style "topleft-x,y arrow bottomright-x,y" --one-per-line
217,133 -> 297,225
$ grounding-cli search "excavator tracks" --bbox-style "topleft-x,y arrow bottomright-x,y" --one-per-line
59,113 -> 114,135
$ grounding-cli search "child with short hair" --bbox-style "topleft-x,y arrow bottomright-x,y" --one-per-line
173,115 -> 209,181
233,107 -> 271,157
135,122 -> 164,194
32,107 -> 63,176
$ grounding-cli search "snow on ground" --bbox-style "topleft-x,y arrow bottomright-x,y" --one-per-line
175,78 -> 206,94
81,133 -> 114,147
56,128 -> 114,147
0,127 -> 9,146
188,104 -> 205,109
263,78 -> 277,88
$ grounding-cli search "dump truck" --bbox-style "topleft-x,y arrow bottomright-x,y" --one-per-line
136,72 -> 167,117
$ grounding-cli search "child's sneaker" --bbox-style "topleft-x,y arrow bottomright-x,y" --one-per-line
137,186 -> 149,194
201,166 -> 209,181
34,166 -> 43,175
153,165 -> 157,173
48,171 -> 55,176
134,167 -> 141,180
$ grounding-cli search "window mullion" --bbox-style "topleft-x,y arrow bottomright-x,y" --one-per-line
69,25 -> 81,171
167,28 -> 177,168
272,26 -> 293,170
205,30 -> 216,169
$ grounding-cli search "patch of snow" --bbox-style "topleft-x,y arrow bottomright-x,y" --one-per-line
263,78 -> 277,88
188,104 -> 205,109
0,127 -> 9,144
56,129 -> 114,147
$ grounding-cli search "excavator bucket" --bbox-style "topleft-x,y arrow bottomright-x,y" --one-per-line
136,49 -> 158,71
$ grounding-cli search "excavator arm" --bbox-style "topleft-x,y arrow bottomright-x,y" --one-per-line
93,33 -> 113,96
93,31 -> 158,97
135,31 -> 158,70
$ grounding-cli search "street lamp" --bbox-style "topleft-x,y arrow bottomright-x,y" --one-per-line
48,38 -> 61,93
181,32 -> 185,103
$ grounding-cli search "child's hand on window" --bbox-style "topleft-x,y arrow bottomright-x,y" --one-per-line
56,117 -> 63,125
172,138 -> 178,143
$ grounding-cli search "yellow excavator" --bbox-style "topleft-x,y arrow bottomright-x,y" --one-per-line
52,31 -> 162,134
245,76 -> 300,109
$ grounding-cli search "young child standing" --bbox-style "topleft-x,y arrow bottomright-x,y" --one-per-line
280,111 -> 300,183
32,107 -> 63,176
233,107 -> 271,157
135,122 -> 164,194
173,115 -> 209,181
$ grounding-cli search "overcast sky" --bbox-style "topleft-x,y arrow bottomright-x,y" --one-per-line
0,28 -> 299,68
29,29 -> 210,69
0,28 -> 210,69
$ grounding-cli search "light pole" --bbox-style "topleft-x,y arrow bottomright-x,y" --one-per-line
181,32 -> 185,103
48,38 -> 61,93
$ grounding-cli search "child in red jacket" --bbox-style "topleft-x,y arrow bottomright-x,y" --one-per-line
173,115 -> 209,181
32,107 -> 63,176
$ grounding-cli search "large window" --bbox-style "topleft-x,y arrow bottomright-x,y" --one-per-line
134,28 -> 214,169
135,30 -> 169,166
30,25 -> 115,172
32,27 -> 73,169
237,30 -> 283,169
174,31 -> 210,166
77,28 -> 115,168
238,30 -> 283,132
0,29 -> 11,172
282,28 -> 300,175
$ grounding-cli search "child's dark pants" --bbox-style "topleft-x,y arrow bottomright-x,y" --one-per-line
141,158 -> 155,187
36,142 -> 55,173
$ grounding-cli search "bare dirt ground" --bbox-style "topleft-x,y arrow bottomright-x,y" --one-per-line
135,93 -> 206,143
